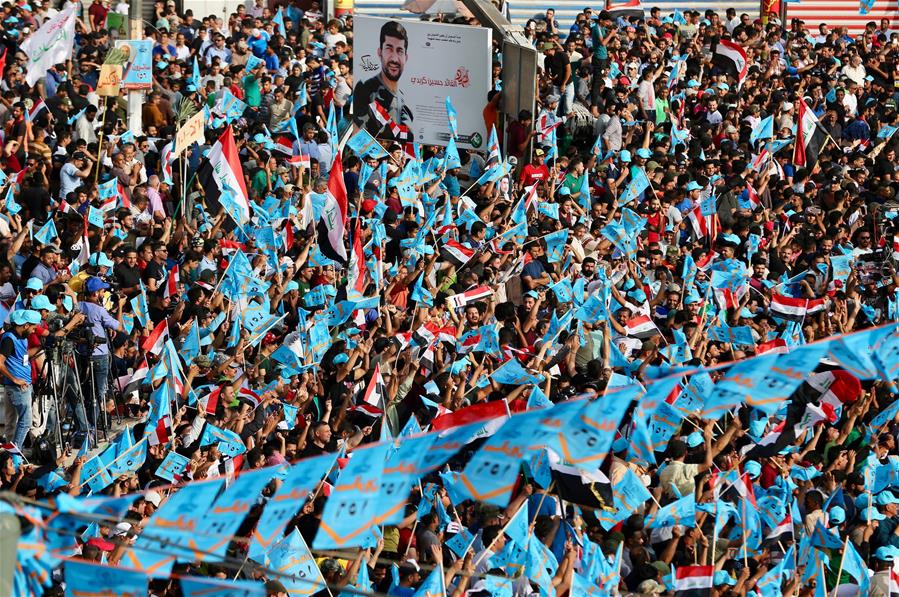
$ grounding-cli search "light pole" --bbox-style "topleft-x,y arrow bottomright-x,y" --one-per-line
127,0 -> 144,134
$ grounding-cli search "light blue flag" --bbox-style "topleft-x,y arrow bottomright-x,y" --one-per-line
272,6 -> 286,33
560,384 -> 642,468
527,386 -> 552,409
67,106 -> 86,125
756,545 -> 793,597
375,433 -> 436,526
250,453 -> 336,560
750,115 -> 774,145
446,96 -> 458,138
347,128 -> 388,160
98,177 -> 118,201
200,422 -> 247,457
315,442 -> 391,549
65,560 -> 148,597
443,135 -> 461,170
491,359 -> 544,386
128,478 -> 226,577
181,577 -> 265,597
525,536 -> 559,596
489,539 -> 527,577
619,168 -> 650,205
504,502 -> 529,547
484,575 -> 513,597
87,205 -> 104,229
702,342 -> 826,419
131,283 -> 149,327
600,468 -> 652,529
474,324 -> 501,356
413,565 -> 446,597
33,219 -> 58,245
194,468 -> 275,560
544,229 -> 568,263
571,573 -> 605,596
645,494 -> 696,528
458,401 -> 581,506
879,124 -> 898,140
155,450 -> 190,483
574,293 -> 609,324
628,415 -> 657,466
411,274 -> 433,306
707,325 -> 755,346
842,540 -> 870,593
265,529 -> 327,596
180,319 -> 201,364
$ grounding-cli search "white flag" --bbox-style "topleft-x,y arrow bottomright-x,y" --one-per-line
22,4 -> 77,86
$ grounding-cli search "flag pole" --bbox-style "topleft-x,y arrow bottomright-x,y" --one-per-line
830,538 -> 850,597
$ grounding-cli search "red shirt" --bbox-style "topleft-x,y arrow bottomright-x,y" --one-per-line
520,163 -> 549,187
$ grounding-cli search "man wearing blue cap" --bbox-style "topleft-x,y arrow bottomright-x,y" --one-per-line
78,277 -> 126,424
0,310 -> 41,449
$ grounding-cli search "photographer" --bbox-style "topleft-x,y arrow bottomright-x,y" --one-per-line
30,294 -> 90,444
77,277 -> 126,425
0,309 -> 41,450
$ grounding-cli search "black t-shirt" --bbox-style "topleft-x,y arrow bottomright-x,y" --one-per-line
114,264 -> 142,292
142,260 -> 166,288
546,52 -> 570,87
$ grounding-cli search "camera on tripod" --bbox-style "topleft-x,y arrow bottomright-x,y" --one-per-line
45,317 -> 105,349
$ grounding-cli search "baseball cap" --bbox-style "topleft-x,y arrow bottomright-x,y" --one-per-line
333,353 -> 349,364
686,181 -> 703,192
864,507 -> 887,521
534,147 -> 545,157
88,253 -> 114,268
11,309 -> 41,325
828,506 -> 846,525
636,148 -> 652,159
85,277 -> 110,293
877,491 -> 899,506
144,490 -> 162,507
744,460 -> 761,478
25,277 -> 43,291
619,150 -> 632,163
30,295 -> 56,311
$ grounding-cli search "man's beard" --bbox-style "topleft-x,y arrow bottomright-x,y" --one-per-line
383,62 -> 403,82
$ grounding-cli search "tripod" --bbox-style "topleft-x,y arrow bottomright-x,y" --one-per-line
37,339 -> 95,450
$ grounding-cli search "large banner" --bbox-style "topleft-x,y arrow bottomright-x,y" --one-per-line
352,16 -> 491,150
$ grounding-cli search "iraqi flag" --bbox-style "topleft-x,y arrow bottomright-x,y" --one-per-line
119,358 -> 149,396
675,565 -> 713,597
142,319 -> 169,356
316,152 -> 348,263
198,126 -> 251,224
440,240 -> 476,268
769,293 -> 826,322
713,39 -> 748,88
607,0 -> 644,19
764,514 -> 793,545
446,286 -> 494,310
687,205 -> 715,239
793,99 -> 826,169
352,363 -> 387,416
625,315 -> 661,340
162,265 -> 179,300
431,399 -> 509,431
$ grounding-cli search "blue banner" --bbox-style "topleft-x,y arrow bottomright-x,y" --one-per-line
315,443 -> 391,549
250,453 -> 336,561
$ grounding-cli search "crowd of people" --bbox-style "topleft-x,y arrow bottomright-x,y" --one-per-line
3,0 -> 899,595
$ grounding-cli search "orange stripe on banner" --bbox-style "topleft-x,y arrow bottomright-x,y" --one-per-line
457,473 -> 515,501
